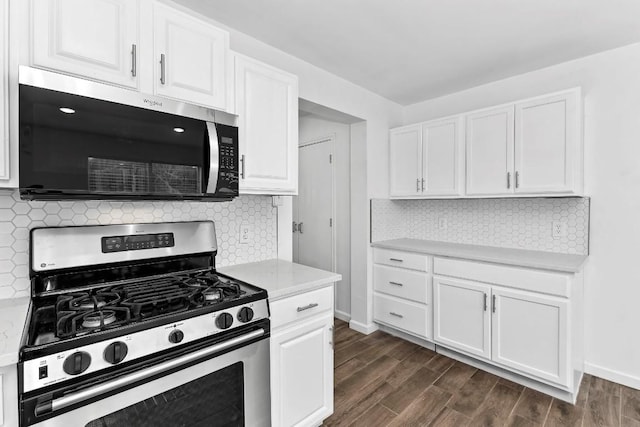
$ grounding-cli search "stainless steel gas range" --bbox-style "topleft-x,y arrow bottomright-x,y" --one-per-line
18,221 -> 270,427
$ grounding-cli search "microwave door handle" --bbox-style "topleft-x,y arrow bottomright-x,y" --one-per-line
205,122 -> 219,194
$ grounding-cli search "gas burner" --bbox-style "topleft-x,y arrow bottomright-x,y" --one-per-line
202,288 -> 224,302
81,310 -> 117,329
56,291 -> 121,313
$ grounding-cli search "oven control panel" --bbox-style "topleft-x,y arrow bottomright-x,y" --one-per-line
21,299 -> 270,393
101,233 -> 175,253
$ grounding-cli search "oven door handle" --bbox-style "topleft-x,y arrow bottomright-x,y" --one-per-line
35,328 -> 266,417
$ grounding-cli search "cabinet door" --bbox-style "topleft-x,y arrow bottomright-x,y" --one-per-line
514,91 -> 580,194
492,288 -> 569,386
433,277 -> 491,359
235,55 -> 298,194
465,106 -> 514,196
422,117 -> 462,196
389,125 -> 422,197
32,0 -> 139,89
271,313 -> 333,427
154,2 -> 228,109
0,0 -> 8,182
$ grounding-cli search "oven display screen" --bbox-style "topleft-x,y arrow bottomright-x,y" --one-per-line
101,233 -> 175,253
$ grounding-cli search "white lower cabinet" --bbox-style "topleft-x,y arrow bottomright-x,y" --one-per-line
0,364 -> 18,427
432,256 -> 577,389
270,287 -> 334,427
372,246 -> 582,396
372,249 -> 432,340
433,277 -> 491,360
492,288 -> 569,386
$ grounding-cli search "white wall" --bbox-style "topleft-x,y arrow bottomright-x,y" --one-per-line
403,42 -> 640,388
299,116 -> 351,318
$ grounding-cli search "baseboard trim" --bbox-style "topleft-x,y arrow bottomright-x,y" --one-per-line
376,323 -> 436,351
333,310 -> 350,323
349,319 -> 378,335
585,362 -> 640,390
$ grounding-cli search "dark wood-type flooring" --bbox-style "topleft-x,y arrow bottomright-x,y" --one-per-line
324,319 -> 640,426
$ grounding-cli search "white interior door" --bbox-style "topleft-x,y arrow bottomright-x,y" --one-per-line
293,138 -> 334,272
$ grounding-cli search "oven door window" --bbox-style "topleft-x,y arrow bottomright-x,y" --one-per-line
85,362 -> 244,427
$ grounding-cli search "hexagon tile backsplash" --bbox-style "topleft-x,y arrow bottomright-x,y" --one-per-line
371,197 -> 590,255
0,190 -> 277,299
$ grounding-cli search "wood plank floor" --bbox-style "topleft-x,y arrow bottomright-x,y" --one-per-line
324,319 -> 638,426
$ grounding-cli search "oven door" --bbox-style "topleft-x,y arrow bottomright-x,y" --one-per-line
22,325 -> 270,427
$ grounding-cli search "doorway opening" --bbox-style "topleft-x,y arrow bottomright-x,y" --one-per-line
295,99 -> 363,322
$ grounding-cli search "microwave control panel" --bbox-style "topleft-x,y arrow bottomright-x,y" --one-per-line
215,123 -> 239,192
101,233 -> 175,253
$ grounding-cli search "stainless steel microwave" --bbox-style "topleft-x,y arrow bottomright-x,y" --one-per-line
18,66 -> 239,201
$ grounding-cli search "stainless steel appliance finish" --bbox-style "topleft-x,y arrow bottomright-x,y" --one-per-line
18,67 -> 239,201
31,221 -> 217,273
19,221 -> 271,427
19,66 -> 235,125
32,336 -> 270,427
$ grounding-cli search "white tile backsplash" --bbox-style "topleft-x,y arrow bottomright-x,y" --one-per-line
371,197 -> 589,255
0,190 -> 277,299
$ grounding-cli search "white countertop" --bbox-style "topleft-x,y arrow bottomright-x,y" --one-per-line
371,239 -> 587,273
219,259 -> 342,301
0,297 -> 29,367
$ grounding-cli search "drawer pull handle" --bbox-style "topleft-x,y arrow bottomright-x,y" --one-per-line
297,303 -> 319,312
389,258 -> 403,262
389,281 -> 403,287
389,312 -> 404,318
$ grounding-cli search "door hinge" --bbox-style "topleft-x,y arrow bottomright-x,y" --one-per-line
329,154 -> 333,164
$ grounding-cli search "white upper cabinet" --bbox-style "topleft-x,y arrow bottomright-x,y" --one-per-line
235,54 -> 298,194
389,125 -> 422,197
0,0 -> 8,183
153,2 -> 228,109
514,91 -> 580,194
30,0 -> 231,110
389,118 -> 462,198
465,106 -> 515,196
32,0 -> 140,89
422,117 -> 462,196
392,88 -> 583,199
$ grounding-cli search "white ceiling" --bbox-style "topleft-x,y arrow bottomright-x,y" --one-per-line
176,0 -> 640,105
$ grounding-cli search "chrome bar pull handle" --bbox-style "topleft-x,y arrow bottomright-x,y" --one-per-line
297,303 -> 318,312
389,258 -> 403,263
160,53 -> 166,84
492,295 -> 496,313
240,154 -> 246,179
421,178 -> 425,192
298,222 -> 303,234
507,172 -> 511,189
515,171 -> 520,188
416,178 -> 420,192
131,44 -> 137,77
484,293 -> 487,311
389,312 -> 403,318
389,281 -> 403,287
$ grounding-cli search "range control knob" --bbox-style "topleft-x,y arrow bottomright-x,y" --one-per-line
104,341 -> 128,365
168,330 -> 184,344
237,307 -> 254,323
62,351 -> 91,376
215,313 -> 233,329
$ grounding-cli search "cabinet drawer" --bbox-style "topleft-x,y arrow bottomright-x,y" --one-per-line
270,286 -> 333,330
374,293 -> 430,339
433,257 -> 570,297
373,248 -> 430,272
373,265 -> 429,303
